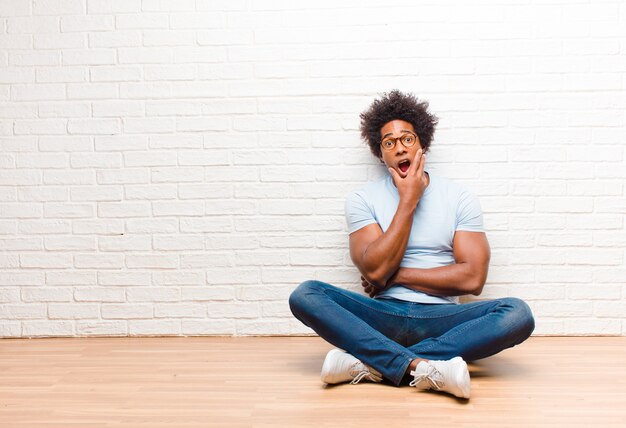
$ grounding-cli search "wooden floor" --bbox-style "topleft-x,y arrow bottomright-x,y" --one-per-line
1,337 -> 625,427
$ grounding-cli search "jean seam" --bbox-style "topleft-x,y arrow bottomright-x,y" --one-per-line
408,299 -> 497,320
324,288 -> 409,318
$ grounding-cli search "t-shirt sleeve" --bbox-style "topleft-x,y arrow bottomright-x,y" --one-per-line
455,187 -> 485,232
345,190 -> 378,234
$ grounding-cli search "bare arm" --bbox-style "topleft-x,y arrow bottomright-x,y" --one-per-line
362,231 -> 490,297
349,149 -> 428,288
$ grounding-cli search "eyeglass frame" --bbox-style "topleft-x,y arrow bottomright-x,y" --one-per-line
379,131 -> 419,152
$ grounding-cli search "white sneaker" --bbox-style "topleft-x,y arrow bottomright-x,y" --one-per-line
320,349 -> 383,385
409,356 -> 471,399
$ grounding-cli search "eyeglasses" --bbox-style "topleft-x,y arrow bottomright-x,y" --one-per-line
380,132 -> 418,152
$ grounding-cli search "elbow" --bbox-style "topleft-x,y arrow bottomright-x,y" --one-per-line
466,275 -> 487,296
469,281 -> 484,296
460,261 -> 488,296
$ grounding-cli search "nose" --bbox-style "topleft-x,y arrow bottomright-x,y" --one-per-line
394,139 -> 406,155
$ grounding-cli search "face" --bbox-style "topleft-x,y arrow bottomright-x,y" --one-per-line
378,120 -> 422,179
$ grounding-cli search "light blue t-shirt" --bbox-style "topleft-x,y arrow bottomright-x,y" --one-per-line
345,171 -> 484,305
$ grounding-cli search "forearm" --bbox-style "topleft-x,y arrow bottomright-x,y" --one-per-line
359,202 -> 416,286
389,263 -> 487,297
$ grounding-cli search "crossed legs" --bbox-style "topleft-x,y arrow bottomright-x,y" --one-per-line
289,280 -> 535,386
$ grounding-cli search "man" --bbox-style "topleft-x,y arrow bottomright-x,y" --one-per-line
289,90 -> 535,399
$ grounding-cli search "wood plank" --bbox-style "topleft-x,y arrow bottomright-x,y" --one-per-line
1,337 -> 625,427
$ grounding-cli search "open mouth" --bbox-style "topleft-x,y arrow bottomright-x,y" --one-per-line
398,160 -> 410,173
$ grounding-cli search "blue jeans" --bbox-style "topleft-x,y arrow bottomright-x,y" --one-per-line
289,280 -> 535,386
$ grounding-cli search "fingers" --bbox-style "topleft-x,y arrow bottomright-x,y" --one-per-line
417,150 -> 426,178
361,275 -> 383,297
361,276 -> 371,293
409,148 -> 423,176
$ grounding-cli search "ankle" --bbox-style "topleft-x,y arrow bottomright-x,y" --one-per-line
406,357 -> 428,374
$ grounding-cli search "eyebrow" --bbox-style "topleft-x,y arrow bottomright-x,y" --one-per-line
381,130 -> 414,139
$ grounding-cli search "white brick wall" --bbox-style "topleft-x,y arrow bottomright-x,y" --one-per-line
1,0 -> 625,338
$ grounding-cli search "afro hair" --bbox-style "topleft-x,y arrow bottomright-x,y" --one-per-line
359,90 -> 438,159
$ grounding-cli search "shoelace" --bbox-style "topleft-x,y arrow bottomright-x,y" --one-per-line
409,364 -> 445,390
349,363 -> 381,385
